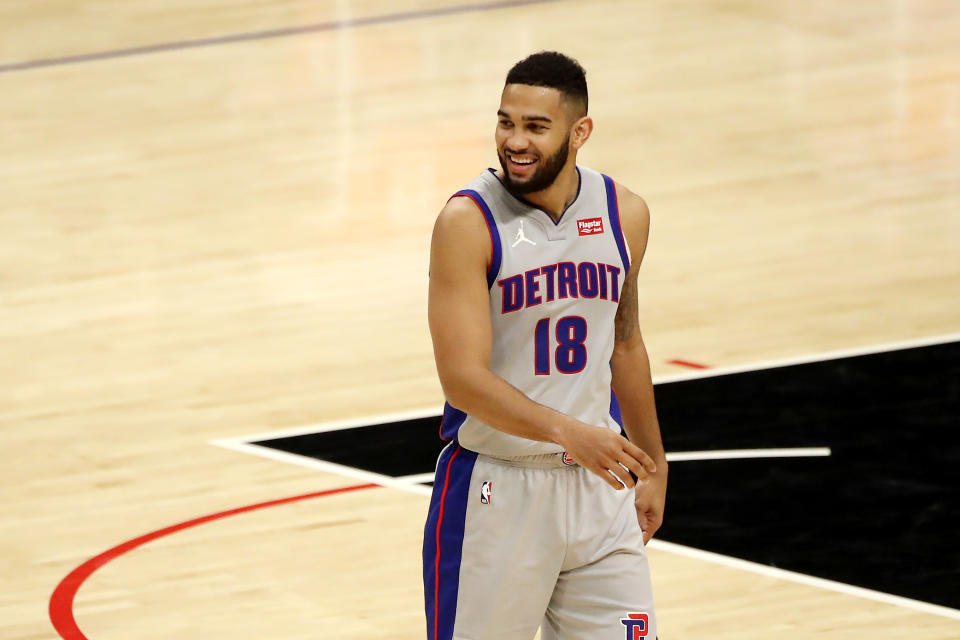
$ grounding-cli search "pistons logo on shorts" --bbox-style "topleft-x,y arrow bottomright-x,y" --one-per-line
480,481 -> 492,505
621,612 -> 649,639
561,452 -> 576,466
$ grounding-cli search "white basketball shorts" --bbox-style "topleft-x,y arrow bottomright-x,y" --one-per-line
423,442 -> 657,640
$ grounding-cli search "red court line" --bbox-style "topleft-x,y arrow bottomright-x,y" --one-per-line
668,359 -> 711,370
49,483 -> 379,640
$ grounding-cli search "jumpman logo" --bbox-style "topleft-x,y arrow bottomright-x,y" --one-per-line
512,220 -> 536,247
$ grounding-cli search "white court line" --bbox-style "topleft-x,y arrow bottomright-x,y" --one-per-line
656,330 -> 960,384
219,331 -> 960,442
647,539 -> 960,621
211,438 -> 432,497
394,448 -> 833,484
214,439 -> 960,621
212,438 -> 960,621
211,331 -> 960,620
218,405 -> 442,443
396,472 -> 438,484
666,447 -> 831,462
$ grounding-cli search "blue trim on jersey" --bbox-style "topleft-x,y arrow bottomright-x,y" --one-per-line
602,174 -> 631,274
452,189 -> 502,288
610,388 -> 624,429
438,402 -> 468,441
423,444 -> 478,640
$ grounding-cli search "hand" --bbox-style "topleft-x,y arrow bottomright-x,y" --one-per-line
556,420 -> 656,490
634,466 -> 667,544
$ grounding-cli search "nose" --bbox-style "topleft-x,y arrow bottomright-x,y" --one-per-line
505,130 -> 531,153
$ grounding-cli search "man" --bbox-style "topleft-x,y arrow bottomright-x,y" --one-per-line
424,51 -> 667,640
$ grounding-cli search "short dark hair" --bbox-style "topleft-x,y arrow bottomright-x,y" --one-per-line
505,51 -> 588,117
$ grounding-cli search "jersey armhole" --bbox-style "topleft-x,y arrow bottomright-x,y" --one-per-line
601,174 -> 631,274
449,190 -> 502,288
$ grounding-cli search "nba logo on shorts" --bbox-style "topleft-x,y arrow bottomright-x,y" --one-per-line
480,481 -> 492,505
621,612 -> 648,639
561,452 -> 576,466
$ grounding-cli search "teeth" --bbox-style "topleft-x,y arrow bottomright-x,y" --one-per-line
509,154 -> 536,165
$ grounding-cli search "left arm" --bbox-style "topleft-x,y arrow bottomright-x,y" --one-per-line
610,183 -> 668,544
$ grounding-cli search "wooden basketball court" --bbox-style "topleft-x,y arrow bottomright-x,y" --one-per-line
2,1 -> 958,638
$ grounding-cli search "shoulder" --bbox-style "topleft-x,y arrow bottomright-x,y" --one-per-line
430,192 -> 494,271
610,180 -> 651,270
434,193 -> 492,238
589,167 -> 649,231
611,180 -> 650,230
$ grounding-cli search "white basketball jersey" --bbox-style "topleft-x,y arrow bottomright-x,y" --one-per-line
439,166 -> 633,458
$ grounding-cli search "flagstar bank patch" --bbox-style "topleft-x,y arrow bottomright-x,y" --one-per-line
577,217 -> 604,235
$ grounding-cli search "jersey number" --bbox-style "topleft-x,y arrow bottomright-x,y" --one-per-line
534,316 -> 587,375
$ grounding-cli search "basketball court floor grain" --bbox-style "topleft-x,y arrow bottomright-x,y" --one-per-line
2,1 -> 958,638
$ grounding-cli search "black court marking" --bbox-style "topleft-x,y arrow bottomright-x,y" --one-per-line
262,417 -> 447,480
254,341 -> 960,610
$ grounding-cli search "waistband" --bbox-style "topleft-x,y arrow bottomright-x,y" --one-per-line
478,449 -> 580,469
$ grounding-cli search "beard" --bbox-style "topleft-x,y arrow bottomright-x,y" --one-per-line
497,132 -> 571,196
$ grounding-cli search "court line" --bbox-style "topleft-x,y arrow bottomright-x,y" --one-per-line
667,358 -> 710,370
212,438 -> 433,497
216,331 -> 960,443
211,442 -> 831,488
666,446 -> 831,462
212,441 -> 960,621
655,330 -> 960,385
48,483 -> 380,640
0,0 -> 560,74
210,331 -> 960,620
393,447 -> 833,483
220,406 -> 444,442
647,539 -> 960,622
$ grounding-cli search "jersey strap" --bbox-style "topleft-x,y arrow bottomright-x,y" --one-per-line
450,190 -> 502,288
602,174 -> 631,274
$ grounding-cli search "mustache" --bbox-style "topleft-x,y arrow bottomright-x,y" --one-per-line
502,149 -> 539,157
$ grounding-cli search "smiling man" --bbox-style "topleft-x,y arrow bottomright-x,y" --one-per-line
424,51 -> 667,640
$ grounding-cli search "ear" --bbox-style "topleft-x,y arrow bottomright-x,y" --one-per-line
570,116 -> 593,150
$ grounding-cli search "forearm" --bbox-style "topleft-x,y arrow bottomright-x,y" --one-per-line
611,340 -> 667,468
440,366 -> 573,444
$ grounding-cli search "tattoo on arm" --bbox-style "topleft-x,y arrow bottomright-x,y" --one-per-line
615,273 -> 639,343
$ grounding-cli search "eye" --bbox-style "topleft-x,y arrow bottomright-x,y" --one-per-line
498,120 -> 513,129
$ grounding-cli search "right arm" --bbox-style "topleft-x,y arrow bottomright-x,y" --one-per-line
427,196 -> 656,490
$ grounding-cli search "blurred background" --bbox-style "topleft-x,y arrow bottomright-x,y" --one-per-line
1,1 -> 958,638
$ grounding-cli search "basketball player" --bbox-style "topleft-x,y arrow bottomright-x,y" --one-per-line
424,51 -> 667,640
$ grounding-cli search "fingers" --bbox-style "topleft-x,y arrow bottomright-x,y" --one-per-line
618,454 -> 647,483
586,460 -> 627,490
600,470 -> 624,490
587,459 -> 633,490
606,461 -> 636,490
622,440 -> 657,474
642,518 -> 662,544
636,502 -> 664,544
568,425 -> 658,491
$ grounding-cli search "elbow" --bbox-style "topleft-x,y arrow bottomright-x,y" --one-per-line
439,380 -> 469,411
612,338 -> 646,362
437,365 -> 486,411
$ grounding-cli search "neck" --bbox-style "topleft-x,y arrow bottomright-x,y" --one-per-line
500,162 -> 580,222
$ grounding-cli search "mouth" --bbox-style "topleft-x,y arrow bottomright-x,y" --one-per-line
505,151 -> 538,176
